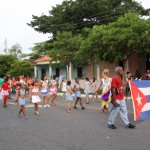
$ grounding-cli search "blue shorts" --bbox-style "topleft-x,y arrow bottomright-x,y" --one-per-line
91,89 -> 96,93
75,91 -> 81,97
84,89 -> 91,94
66,94 -> 73,101
41,89 -> 48,96
19,98 -> 25,105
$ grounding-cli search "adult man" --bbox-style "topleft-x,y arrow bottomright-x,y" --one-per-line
108,66 -> 135,129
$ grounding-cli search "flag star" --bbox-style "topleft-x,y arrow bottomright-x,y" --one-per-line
136,94 -> 142,106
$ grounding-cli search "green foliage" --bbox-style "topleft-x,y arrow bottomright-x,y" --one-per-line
79,12 -> 150,63
8,43 -> 22,60
28,0 -> 149,37
8,60 -> 34,78
0,55 -> 16,76
26,0 -> 150,67
46,31 -> 87,65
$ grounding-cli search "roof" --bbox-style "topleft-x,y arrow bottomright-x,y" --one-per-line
35,56 -> 51,63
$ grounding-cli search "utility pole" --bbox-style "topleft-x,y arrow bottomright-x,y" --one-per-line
4,38 -> 8,54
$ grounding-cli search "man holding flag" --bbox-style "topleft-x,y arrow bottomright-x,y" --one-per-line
108,66 -> 135,129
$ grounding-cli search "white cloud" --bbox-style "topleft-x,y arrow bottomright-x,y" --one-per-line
0,0 -> 149,54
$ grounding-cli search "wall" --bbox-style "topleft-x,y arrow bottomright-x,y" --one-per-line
127,54 -> 146,77
99,61 -> 117,79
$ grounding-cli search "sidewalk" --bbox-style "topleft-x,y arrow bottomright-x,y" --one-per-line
57,92 -> 102,98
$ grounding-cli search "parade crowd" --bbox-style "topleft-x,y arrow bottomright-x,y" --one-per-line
1,66 -> 148,129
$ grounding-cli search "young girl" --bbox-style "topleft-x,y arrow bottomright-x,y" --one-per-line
14,77 -> 21,103
74,78 -> 85,110
84,77 -> 91,104
91,78 -> 98,102
49,75 -> 57,106
27,77 -> 33,101
40,76 -> 49,108
61,79 -> 67,98
31,82 -> 41,116
0,78 -> 9,108
18,84 -> 27,119
66,81 -> 74,113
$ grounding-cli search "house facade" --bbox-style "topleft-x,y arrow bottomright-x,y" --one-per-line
33,54 -> 147,84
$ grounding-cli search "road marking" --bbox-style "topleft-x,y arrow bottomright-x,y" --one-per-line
6,102 -> 43,108
5,100 -> 134,113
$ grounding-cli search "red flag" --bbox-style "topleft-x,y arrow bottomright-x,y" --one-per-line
129,80 -> 148,121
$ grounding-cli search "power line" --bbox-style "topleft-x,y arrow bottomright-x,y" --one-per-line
47,13 -> 122,35
47,1 -> 134,27
34,2 -> 137,38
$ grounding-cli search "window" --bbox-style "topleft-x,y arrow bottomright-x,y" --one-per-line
56,68 -> 60,77
119,61 -> 124,68
77,67 -> 83,78
41,69 -> 46,77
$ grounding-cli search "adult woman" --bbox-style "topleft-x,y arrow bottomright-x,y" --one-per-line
97,69 -> 111,114
84,77 -> 91,104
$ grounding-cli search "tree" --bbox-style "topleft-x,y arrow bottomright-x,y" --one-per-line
28,0 -> 149,37
47,31 -> 87,65
8,43 -> 22,60
27,40 -> 54,59
0,55 -> 16,76
8,60 -> 34,78
27,0 -> 149,61
78,12 -> 150,64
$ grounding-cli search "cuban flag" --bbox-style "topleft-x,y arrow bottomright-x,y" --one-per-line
129,80 -> 150,121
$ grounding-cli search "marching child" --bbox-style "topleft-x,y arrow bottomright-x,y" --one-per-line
66,81 -> 74,113
74,78 -> 85,110
18,84 -> 28,119
31,82 -> 41,116
0,78 -> 9,108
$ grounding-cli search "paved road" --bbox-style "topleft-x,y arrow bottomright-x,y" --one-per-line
0,94 -> 150,150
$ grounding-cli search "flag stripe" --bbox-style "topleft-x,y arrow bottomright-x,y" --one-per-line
139,110 -> 150,120
141,102 -> 150,112
130,80 -> 150,121
133,80 -> 150,88
145,96 -> 150,103
138,87 -> 150,96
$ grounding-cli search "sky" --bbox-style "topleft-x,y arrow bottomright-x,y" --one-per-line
0,0 -> 149,54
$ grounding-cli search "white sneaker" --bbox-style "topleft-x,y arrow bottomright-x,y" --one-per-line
34,111 -> 39,116
36,111 -> 39,116
47,104 -> 50,107
44,105 -> 47,108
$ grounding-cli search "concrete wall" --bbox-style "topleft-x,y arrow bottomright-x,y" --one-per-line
34,54 -> 146,87
126,54 -> 146,77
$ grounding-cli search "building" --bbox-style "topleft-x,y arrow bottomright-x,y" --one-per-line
33,54 -> 147,84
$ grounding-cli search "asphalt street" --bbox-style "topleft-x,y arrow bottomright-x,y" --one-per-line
0,94 -> 150,150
